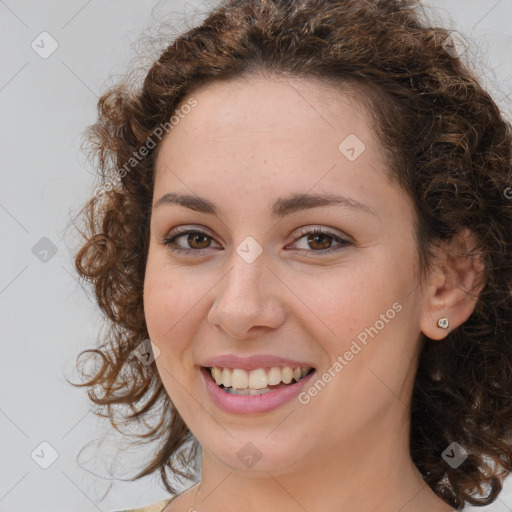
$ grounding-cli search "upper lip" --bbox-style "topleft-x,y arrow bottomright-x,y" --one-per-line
201,354 -> 316,371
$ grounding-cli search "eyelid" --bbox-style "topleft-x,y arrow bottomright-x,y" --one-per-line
290,225 -> 353,243
163,224 -> 219,241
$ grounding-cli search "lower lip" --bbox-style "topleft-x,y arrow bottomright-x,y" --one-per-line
200,367 -> 316,414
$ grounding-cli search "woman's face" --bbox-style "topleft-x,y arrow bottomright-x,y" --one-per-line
144,76 -> 427,475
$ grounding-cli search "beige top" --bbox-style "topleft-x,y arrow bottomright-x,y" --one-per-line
111,497 -> 174,512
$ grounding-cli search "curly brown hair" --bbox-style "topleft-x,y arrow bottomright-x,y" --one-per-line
68,0 -> 512,508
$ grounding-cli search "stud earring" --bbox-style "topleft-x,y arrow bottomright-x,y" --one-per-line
437,317 -> 449,329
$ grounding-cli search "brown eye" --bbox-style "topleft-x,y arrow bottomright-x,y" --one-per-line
289,227 -> 352,254
306,232 -> 333,250
163,229 -> 221,254
185,232 -> 211,249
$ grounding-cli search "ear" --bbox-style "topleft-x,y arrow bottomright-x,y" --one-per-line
420,228 -> 485,340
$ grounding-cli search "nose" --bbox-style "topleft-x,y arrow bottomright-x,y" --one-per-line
207,256 -> 286,339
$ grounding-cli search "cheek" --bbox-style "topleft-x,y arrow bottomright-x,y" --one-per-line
143,257 -> 184,349
143,266 -> 199,400
297,268 -> 390,329
294,256 -> 413,356
143,264 -> 171,336
143,259 -> 211,355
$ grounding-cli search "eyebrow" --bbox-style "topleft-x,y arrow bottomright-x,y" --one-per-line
153,191 -> 377,218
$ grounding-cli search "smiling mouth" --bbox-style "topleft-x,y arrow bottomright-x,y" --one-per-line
205,366 -> 316,396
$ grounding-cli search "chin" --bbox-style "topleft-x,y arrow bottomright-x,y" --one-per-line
200,429 -> 313,475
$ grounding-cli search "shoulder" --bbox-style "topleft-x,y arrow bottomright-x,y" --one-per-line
111,497 -> 173,512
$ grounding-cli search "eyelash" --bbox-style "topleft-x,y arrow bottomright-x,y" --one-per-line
161,226 -> 352,256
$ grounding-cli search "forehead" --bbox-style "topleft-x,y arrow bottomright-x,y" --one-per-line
154,76 -> 387,186
168,76 -> 372,136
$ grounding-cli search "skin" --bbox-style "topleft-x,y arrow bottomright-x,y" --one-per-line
143,75 -> 481,512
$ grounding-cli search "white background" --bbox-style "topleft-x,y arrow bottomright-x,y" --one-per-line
1,1 -> 511,511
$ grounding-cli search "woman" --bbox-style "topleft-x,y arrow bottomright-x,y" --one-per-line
70,0 -> 512,511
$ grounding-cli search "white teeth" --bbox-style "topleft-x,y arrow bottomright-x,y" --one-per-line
209,365 -> 313,391
221,368 -> 231,388
267,367 -> 282,385
248,368 -> 268,389
281,367 -> 293,384
231,369 -> 249,389
212,367 -> 223,385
